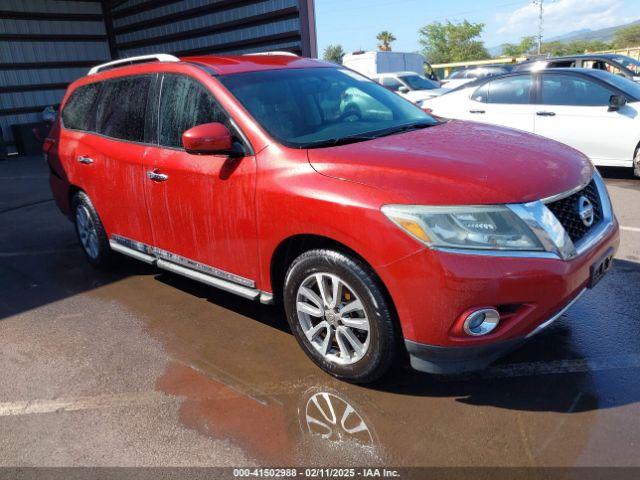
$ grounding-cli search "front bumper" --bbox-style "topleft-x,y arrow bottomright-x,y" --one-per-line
378,217 -> 619,375
404,288 -> 586,374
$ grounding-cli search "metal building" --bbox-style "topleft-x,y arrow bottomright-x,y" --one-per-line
0,0 -> 317,154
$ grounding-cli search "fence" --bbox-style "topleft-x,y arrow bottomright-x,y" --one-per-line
431,46 -> 640,79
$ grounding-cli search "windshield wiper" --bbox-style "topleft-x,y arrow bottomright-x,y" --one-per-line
373,121 -> 434,138
302,121 -> 435,149
304,133 -> 379,148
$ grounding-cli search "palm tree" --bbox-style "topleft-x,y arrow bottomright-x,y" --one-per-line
377,31 -> 396,51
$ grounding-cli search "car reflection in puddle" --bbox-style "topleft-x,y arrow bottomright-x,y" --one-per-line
156,361 -> 383,465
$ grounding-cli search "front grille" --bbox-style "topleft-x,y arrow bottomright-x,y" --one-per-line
546,180 -> 602,243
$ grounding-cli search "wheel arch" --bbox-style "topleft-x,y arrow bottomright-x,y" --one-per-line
270,233 -> 408,363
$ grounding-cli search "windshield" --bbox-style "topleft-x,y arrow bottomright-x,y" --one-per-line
399,74 -> 439,90
589,69 -> 640,99
611,55 -> 640,75
219,67 -> 436,148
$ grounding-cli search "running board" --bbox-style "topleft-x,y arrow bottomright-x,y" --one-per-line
109,240 -> 156,265
109,239 -> 267,302
156,259 -> 260,300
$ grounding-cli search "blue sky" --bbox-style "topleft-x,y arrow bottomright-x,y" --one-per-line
316,0 -> 640,55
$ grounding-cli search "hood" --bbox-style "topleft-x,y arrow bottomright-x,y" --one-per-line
307,120 -> 593,205
405,89 -> 449,102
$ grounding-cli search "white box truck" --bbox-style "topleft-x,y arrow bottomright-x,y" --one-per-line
342,51 -> 438,80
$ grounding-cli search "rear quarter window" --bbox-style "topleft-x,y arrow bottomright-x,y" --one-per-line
61,82 -> 101,131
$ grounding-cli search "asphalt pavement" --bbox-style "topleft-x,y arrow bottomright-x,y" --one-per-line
1,156 -> 639,467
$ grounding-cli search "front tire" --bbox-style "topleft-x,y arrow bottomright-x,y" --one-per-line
634,148 -> 640,178
72,191 -> 112,268
283,249 -> 399,384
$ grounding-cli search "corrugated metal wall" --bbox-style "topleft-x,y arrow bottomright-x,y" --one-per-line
108,0 -> 316,58
0,0 -> 316,153
0,0 -> 110,151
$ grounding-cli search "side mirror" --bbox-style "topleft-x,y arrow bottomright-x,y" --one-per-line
41,106 -> 56,125
398,86 -> 410,94
609,94 -> 627,112
182,122 -> 238,156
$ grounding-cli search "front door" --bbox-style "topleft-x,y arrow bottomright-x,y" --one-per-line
534,73 -> 637,167
144,73 -> 259,285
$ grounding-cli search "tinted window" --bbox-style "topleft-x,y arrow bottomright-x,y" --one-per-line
381,77 -> 403,91
541,74 -> 613,106
95,76 -> 151,142
473,76 -> 532,104
62,82 -> 101,131
399,74 -> 438,90
159,75 -> 230,149
548,61 -> 576,68
219,68 -> 433,148
588,69 -> 640,98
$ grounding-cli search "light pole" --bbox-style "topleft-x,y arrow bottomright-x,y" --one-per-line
533,0 -> 543,55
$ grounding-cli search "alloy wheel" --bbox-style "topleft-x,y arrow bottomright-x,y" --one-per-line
75,205 -> 100,260
296,273 -> 371,365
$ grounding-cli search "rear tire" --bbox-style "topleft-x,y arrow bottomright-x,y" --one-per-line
283,249 -> 399,384
71,191 -> 112,269
634,149 -> 640,178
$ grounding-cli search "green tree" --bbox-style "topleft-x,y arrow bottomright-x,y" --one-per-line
376,31 -> 397,51
500,36 -> 536,57
419,20 -> 489,63
322,44 -> 345,64
541,39 -> 613,56
614,24 -> 640,48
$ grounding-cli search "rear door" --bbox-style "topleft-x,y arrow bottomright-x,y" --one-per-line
144,73 -> 259,284
89,75 -> 156,247
534,73 -> 637,166
465,74 -> 536,132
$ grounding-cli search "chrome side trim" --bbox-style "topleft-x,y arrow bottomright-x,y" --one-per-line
109,240 -> 156,265
152,247 -> 255,288
110,234 -> 255,288
525,288 -> 587,338
156,259 -> 260,301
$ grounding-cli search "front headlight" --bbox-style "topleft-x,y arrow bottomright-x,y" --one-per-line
381,205 -> 544,251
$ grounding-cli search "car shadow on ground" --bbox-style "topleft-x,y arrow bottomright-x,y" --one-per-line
151,257 -> 640,415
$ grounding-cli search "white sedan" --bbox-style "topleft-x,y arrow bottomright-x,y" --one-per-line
371,72 -> 449,107
424,68 -> 640,177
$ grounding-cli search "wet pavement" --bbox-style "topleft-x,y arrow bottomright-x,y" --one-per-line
1,156 -> 639,467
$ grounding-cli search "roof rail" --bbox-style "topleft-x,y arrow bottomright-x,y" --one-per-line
243,51 -> 298,57
88,54 -> 180,75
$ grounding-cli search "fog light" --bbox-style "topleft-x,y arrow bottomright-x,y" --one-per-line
463,308 -> 500,336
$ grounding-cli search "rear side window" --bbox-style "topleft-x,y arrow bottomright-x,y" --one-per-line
62,83 -> 101,131
473,76 -> 532,104
380,77 -> 403,91
158,74 -> 231,149
541,74 -> 613,106
95,76 -> 152,143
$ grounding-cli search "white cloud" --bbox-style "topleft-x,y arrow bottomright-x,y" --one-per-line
497,0 -> 625,39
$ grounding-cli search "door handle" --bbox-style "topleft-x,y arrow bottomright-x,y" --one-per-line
469,109 -> 485,114
147,170 -> 169,182
77,155 -> 94,164
536,111 -> 556,117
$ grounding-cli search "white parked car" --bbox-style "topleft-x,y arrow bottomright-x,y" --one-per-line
440,65 -> 513,90
423,68 -> 640,176
371,72 -> 449,107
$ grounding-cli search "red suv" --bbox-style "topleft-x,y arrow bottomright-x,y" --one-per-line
46,53 -> 619,383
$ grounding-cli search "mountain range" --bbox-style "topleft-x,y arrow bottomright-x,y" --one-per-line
488,19 -> 640,56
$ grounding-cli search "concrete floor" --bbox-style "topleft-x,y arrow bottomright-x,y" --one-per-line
1,156 -> 639,467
